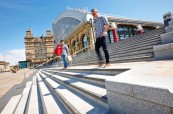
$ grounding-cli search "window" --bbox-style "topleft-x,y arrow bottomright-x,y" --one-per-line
53,17 -> 81,42
82,35 -> 89,52
117,25 -> 138,40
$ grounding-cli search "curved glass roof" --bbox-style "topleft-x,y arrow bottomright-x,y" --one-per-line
53,17 -> 81,42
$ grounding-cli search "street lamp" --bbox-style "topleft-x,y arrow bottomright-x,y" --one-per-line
89,18 -> 95,49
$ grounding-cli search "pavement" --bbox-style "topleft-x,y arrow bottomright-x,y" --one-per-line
49,60 -> 173,93
49,61 -> 162,70
0,68 -> 33,112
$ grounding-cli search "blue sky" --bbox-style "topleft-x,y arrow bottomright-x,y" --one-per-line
0,0 -> 173,65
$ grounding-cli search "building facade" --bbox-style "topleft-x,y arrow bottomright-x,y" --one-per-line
0,61 -> 10,72
53,9 -> 164,55
24,28 -> 54,67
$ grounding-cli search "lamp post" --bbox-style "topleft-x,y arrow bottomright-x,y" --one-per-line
89,18 -> 95,49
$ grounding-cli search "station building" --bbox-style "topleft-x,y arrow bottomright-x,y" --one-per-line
53,9 -> 163,55
24,29 -> 54,66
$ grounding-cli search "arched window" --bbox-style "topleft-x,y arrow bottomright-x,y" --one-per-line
72,41 -> 76,54
82,35 -> 89,52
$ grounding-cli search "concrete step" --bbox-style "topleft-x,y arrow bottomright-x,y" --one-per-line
113,32 -> 162,44
39,72 -> 109,114
54,53 -> 153,67
37,73 -> 68,114
14,81 -> 32,114
169,20 -> 173,26
110,38 -> 161,49
111,29 -> 164,45
161,31 -> 173,44
165,25 -> 173,33
73,37 -> 161,63
45,68 -> 127,76
108,40 -> 159,52
87,45 -> 154,58
82,49 -> 154,63
27,76 -> 40,114
73,44 -> 157,64
1,95 -> 22,114
107,40 -> 160,54
41,70 -> 108,108
78,54 -> 153,66
77,28 -> 164,56
43,70 -> 115,87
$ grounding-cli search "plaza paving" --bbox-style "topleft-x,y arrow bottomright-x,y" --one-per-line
0,68 -> 33,112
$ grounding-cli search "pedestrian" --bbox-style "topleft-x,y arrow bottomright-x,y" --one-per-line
91,9 -> 110,67
60,40 -> 70,69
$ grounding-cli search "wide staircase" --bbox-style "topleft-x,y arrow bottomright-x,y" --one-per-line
1,68 -> 128,114
1,28 -> 167,114
70,27 -> 166,66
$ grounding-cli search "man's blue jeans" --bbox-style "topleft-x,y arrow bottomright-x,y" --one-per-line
95,36 -> 110,64
61,55 -> 69,68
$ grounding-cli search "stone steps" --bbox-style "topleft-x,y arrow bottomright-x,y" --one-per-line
77,54 -> 153,66
73,28 -> 164,58
14,82 -> 32,114
1,95 -> 22,114
37,74 -> 68,114
86,45 -> 154,59
109,29 -> 164,47
111,31 -> 163,47
165,25 -> 173,33
1,70 -> 110,114
39,71 -> 109,114
73,46 -> 157,64
27,76 -> 40,114
1,82 -> 32,114
66,28 -> 165,67
108,39 -> 161,51
41,70 -> 108,108
84,49 -> 153,61
86,31 -> 163,55
43,69 -> 114,86
90,39 -> 160,57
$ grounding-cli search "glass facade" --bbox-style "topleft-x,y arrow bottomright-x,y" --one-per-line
108,30 -> 115,44
53,17 -> 81,42
117,25 -> 138,40
142,26 -> 155,33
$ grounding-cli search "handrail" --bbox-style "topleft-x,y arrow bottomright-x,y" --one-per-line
72,43 -> 95,56
23,56 -> 60,78
23,43 -> 95,77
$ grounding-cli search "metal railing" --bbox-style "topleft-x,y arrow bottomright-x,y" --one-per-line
23,43 -> 95,78
73,43 -> 94,56
23,56 -> 60,79
70,43 -> 95,66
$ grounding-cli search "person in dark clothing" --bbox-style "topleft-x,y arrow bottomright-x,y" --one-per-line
91,9 -> 110,67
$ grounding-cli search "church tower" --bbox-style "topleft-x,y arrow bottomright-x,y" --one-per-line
45,29 -> 54,59
24,28 -> 35,61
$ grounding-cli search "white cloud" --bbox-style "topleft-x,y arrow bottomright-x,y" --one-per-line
0,49 -> 26,66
